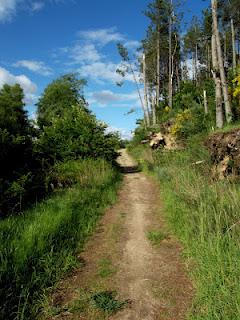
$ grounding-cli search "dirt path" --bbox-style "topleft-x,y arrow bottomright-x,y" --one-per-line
45,150 -> 193,320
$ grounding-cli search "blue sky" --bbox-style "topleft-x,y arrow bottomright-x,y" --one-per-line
0,0 -> 209,139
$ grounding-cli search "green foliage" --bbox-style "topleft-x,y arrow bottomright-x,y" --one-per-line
173,81 -> 202,110
170,107 -> 210,139
37,73 -> 87,128
0,75 -> 120,217
0,159 -> 121,319
91,291 -> 127,315
146,230 -> 166,245
36,74 -> 119,164
184,16 -> 202,56
0,74 -> 122,318
117,43 -> 130,62
130,121 -> 148,146
36,105 -> 118,164
0,84 -> 36,217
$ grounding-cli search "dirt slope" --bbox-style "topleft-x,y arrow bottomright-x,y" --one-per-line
45,150 -> 193,320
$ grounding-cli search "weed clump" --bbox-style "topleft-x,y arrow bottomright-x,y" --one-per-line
147,230 -> 167,246
91,291 -> 128,314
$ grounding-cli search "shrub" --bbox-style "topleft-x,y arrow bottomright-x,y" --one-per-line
170,107 -> 211,139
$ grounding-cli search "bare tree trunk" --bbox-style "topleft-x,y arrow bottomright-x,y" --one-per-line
238,38 -> 240,65
212,0 -> 232,123
203,90 -> 208,114
231,18 -> 237,71
224,32 -> 227,67
212,34 -> 224,129
155,28 -> 160,124
143,53 -> 151,126
207,42 -> 211,77
150,90 -> 156,126
128,63 -> 149,128
195,44 -> 198,83
192,49 -> 197,81
168,0 -> 173,108
176,64 -> 180,90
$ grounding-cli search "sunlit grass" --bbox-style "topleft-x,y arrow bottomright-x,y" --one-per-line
130,140 -> 240,319
0,159 -> 121,320
146,230 -> 167,246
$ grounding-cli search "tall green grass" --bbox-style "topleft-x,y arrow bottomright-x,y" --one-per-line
129,139 -> 240,319
0,159 -> 121,320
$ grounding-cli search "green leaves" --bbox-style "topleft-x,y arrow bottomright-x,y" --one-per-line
117,43 -> 130,62
37,73 -> 88,128
91,291 -> 128,314
36,105 -> 118,163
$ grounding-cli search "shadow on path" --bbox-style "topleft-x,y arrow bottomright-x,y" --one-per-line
119,165 -> 140,174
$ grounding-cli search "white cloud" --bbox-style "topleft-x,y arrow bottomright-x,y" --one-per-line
53,26 -> 140,84
69,43 -> 102,64
14,60 -> 53,76
0,0 -> 18,22
79,62 -> 121,84
78,27 -> 124,46
87,89 -> 142,113
106,126 -> 133,140
125,40 -> 140,50
0,67 -> 37,104
79,62 -> 133,84
31,1 -> 44,12
0,0 -> 62,22
91,90 -> 139,105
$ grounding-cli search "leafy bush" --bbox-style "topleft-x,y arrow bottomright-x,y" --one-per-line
36,105 -> 118,164
37,73 -> 88,128
130,121 -> 148,146
170,107 -> 210,139
0,84 -> 38,217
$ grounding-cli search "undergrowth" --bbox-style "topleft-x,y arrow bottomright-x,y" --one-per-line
146,230 -> 167,246
129,137 -> 240,319
0,159 -> 121,320
91,291 -> 128,315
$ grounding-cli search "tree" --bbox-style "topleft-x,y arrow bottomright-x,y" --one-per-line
144,0 -> 169,118
36,74 -> 119,163
37,73 -> 87,128
221,0 -> 240,70
212,33 -> 224,128
0,84 -> 32,178
0,84 -> 34,216
168,0 -> 173,108
184,17 -> 202,82
36,105 -> 118,163
117,43 -> 151,127
212,0 -> 232,123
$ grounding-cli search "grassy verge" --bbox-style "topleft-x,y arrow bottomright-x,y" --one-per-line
129,138 -> 240,319
0,159 -> 121,320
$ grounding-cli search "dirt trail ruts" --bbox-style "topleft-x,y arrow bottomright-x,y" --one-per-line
46,149 -> 193,320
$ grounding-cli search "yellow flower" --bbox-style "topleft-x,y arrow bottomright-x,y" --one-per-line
170,109 -> 192,136
164,106 -> 170,113
233,74 -> 240,97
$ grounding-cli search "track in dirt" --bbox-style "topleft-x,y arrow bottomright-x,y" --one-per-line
47,150 -> 193,320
